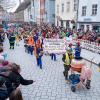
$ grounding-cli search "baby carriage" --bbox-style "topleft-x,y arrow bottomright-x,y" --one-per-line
69,58 -> 92,92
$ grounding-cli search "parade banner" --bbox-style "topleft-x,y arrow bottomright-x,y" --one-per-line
43,39 -> 66,54
65,38 -> 100,54
81,41 -> 100,54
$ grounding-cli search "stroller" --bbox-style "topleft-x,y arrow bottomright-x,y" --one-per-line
69,58 -> 92,92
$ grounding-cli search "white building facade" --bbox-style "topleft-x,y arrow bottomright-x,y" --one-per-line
15,0 -> 55,25
77,0 -> 100,32
45,0 -> 55,25
15,0 -> 31,22
0,6 -> 15,24
33,0 -> 41,24
24,4 -> 31,22
25,0 -> 55,25
55,0 -> 78,29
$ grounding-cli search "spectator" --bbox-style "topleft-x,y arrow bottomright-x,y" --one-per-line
9,33 -> 16,49
36,44 -> 43,69
0,47 -> 4,60
3,63 -> 35,99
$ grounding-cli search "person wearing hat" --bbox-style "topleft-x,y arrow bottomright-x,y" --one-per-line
9,33 -> 16,49
27,35 -> 34,55
36,44 -> 43,69
75,42 -> 81,59
62,48 -> 72,82
68,43 -> 74,63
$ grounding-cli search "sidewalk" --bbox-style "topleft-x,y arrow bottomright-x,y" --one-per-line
81,49 -> 100,65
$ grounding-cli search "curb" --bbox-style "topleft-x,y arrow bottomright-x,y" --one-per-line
83,58 -> 98,66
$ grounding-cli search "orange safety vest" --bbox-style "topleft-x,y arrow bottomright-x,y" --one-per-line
28,37 -> 34,46
36,39 -> 42,49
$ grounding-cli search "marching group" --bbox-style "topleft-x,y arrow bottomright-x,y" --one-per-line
6,24 -> 84,83
0,23 -> 100,99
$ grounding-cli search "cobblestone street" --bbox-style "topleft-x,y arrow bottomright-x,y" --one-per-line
3,38 -> 100,100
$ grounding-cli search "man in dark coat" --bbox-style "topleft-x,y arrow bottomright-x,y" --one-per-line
9,34 -> 15,49
0,63 -> 34,100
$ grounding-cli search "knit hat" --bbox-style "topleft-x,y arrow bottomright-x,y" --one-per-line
69,43 -> 72,47
76,41 -> 80,46
1,60 -> 9,66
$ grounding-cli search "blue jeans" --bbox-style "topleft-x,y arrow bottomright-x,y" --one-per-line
28,46 -> 34,55
51,53 -> 56,61
0,89 -> 8,100
37,56 -> 42,69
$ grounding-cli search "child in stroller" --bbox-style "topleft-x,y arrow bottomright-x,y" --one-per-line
68,42 -> 92,92
69,57 -> 92,92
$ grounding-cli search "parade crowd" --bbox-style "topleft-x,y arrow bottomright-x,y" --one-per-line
0,23 -> 100,99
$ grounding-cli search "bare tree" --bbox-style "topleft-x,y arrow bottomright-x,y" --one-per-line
0,0 -> 17,10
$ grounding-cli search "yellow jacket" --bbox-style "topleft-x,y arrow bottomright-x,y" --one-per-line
16,35 -> 20,41
64,52 -> 70,65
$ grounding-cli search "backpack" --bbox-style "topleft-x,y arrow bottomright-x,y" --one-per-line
0,69 -> 9,100
69,74 -> 80,84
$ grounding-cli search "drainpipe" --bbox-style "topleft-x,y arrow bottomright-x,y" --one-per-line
76,0 -> 79,30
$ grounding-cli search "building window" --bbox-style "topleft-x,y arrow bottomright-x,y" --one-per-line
57,4 -> 59,14
92,4 -> 97,15
80,25 -> 84,30
33,0 -> 34,6
82,6 -> 86,16
61,20 -> 63,27
30,15 -> 33,19
52,14 -> 55,18
74,0 -> 77,11
93,26 -> 100,33
62,3 -> 64,13
66,21 -> 69,28
66,2 -> 70,12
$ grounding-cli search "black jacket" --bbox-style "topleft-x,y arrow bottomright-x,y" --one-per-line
9,35 -> 15,43
5,71 -> 33,95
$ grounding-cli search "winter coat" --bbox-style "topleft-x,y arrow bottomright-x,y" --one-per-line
5,71 -> 33,94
